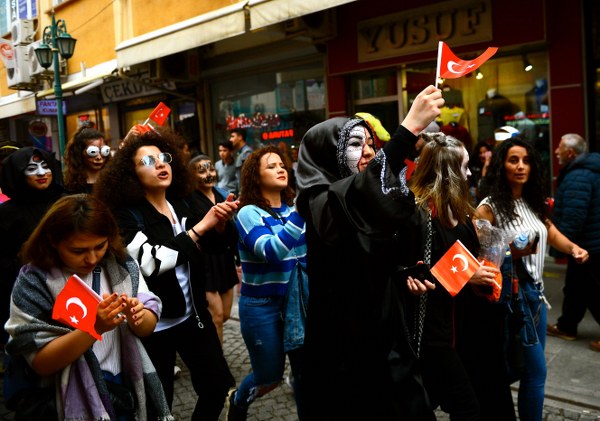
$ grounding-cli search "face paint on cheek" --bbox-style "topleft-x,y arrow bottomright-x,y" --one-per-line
199,175 -> 216,185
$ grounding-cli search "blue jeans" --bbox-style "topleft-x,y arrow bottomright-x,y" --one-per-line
236,295 -> 287,407
517,279 -> 547,421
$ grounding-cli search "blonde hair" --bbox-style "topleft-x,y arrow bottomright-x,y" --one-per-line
409,132 -> 474,228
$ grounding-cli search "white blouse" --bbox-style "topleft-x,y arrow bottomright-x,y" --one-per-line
478,197 -> 548,286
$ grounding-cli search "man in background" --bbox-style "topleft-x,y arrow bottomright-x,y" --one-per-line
230,128 -> 253,194
547,133 -> 600,351
215,140 -> 238,195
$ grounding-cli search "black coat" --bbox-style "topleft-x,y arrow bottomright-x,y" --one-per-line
0,147 -> 63,343
296,118 -> 433,420
114,198 -> 216,320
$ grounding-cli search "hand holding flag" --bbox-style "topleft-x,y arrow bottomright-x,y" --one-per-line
430,240 -> 480,296
52,275 -> 102,340
436,41 -> 498,85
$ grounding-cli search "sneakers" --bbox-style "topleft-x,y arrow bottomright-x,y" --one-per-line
225,388 -> 248,421
590,340 -> 600,352
547,324 -> 577,341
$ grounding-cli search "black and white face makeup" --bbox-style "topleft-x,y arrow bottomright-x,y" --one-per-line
195,160 -> 217,186
24,155 -> 51,177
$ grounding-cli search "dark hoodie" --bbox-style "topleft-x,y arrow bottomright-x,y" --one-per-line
0,147 -> 63,343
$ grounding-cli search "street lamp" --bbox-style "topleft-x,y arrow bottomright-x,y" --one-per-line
34,12 -> 77,164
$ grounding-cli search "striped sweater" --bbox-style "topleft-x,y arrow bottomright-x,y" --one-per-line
235,204 -> 306,297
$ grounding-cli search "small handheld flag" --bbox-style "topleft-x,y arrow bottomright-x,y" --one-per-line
142,102 -> 171,127
430,240 -> 481,296
52,274 -> 102,340
435,42 -> 498,87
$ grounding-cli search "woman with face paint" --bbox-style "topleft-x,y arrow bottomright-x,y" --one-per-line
0,147 -> 63,353
188,155 -> 240,344
295,86 -> 448,421
64,126 -> 111,194
226,146 -> 308,421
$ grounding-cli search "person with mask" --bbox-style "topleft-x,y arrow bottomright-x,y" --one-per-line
64,126 -> 111,194
188,154 -> 240,344
295,86 -> 444,420
0,147 -> 63,355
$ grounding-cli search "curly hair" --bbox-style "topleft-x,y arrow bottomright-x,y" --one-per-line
478,137 -> 548,223
21,194 -> 126,270
94,127 -> 193,211
238,146 -> 295,209
64,126 -> 109,192
409,132 -> 474,228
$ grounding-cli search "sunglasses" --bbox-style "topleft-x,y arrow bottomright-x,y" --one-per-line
138,153 -> 173,166
86,145 -> 111,158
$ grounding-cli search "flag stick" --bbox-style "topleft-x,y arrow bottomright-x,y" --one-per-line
435,41 -> 443,89
142,118 -> 150,126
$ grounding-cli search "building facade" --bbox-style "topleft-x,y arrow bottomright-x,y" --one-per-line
0,0 -> 597,194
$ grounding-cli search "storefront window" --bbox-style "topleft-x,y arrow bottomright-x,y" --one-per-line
211,62 -> 326,162
66,107 -> 112,145
351,51 -> 551,194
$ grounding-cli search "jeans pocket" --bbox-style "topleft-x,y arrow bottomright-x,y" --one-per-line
520,288 -> 543,346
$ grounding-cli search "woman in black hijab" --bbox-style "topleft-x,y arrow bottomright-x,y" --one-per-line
295,86 -> 444,420
0,147 -> 63,349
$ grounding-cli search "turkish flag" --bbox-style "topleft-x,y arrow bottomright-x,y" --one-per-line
430,240 -> 481,296
404,158 -> 417,180
52,275 -> 102,340
437,41 -> 498,79
148,102 -> 171,126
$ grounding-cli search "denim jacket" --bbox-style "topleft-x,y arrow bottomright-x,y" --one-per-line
283,262 -> 309,352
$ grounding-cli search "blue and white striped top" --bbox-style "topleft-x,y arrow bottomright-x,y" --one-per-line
235,204 -> 306,297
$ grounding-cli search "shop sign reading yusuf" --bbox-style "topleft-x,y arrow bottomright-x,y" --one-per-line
357,0 -> 492,63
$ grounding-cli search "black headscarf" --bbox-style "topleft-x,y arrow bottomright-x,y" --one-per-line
296,117 -> 373,207
0,147 -> 63,202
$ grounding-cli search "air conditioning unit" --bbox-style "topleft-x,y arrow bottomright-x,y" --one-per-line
11,19 -> 35,46
7,45 -> 32,89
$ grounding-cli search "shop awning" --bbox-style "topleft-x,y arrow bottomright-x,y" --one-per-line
248,0 -> 356,30
115,0 -> 357,69
0,92 -> 36,119
36,69 -> 117,99
116,2 -> 248,69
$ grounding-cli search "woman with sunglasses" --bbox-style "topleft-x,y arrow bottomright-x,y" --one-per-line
64,125 -> 111,194
95,127 -> 238,421
0,147 -> 64,360
188,155 -> 240,344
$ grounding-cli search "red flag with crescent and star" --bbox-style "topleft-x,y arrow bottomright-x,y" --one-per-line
148,102 -> 171,126
437,41 -> 498,80
430,239 -> 481,296
52,275 -> 102,340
